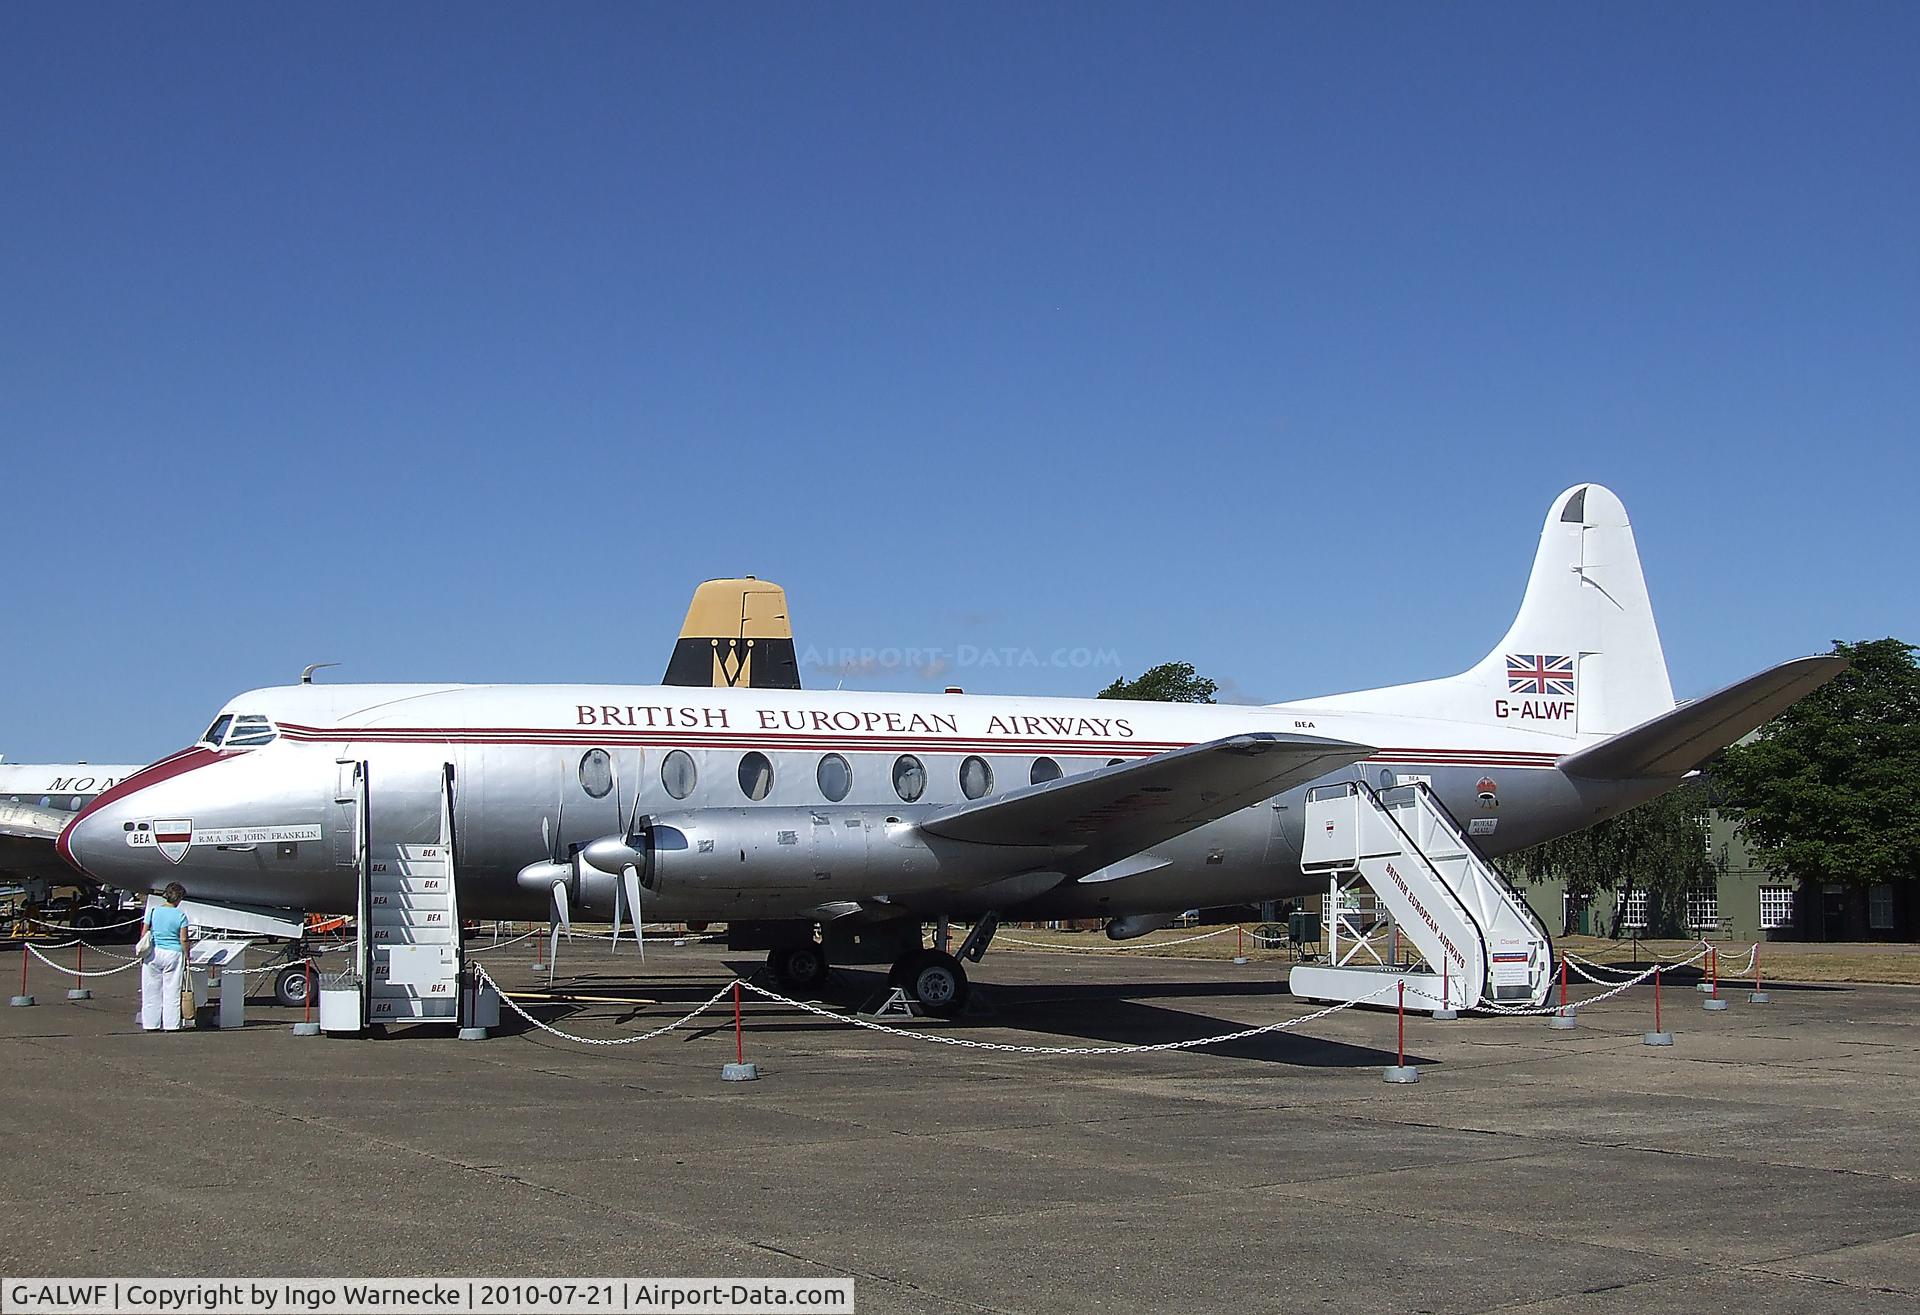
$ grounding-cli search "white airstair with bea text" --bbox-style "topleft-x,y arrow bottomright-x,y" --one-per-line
322,761 -> 469,1032
1291,780 -> 1554,1013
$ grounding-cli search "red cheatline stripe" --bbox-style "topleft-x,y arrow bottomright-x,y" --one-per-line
275,725 -> 1563,769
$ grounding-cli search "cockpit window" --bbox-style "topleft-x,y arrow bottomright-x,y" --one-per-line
224,715 -> 278,748
202,714 -> 234,747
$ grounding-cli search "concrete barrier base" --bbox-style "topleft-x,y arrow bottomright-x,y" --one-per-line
722,1062 -> 760,1082
1549,1009 -> 1577,1030
1382,1065 -> 1419,1084
1430,1008 -> 1459,1021
292,1022 -> 322,1036
1749,990 -> 1772,1004
9,995 -> 34,1008
66,988 -> 91,1001
1643,1031 -> 1674,1046
1703,996 -> 1731,1011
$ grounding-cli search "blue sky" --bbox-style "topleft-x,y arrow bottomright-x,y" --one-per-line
3,3 -> 1915,763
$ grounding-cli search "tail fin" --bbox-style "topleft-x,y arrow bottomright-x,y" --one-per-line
1301,484 -> 1674,737
662,578 -> 803,690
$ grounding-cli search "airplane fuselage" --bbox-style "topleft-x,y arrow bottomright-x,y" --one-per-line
59,682 -> 1660,923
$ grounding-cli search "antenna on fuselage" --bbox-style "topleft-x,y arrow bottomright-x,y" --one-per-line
300,663 -> 340,685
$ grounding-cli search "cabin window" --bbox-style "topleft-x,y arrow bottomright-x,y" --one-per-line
1030,756 -> 1063,785
738,751 -> 774,801
892,754 -> 926,803
816,753 -> 852,802
224,715 -> 278,748
960,755 -> 994,800
661,750 -> 697,800
578,749 -> 614,798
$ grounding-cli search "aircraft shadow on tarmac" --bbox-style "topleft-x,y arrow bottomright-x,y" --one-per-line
499,962 -> 1405,1068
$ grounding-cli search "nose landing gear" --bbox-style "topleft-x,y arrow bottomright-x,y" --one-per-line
767,942 -> 829,993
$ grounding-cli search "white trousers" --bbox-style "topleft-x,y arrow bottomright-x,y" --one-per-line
142,948 -> 185,1031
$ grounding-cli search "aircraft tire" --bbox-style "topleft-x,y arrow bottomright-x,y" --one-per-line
274,965 -> 315,1009
769,944 -> 829,993
905,949 -> 969,1018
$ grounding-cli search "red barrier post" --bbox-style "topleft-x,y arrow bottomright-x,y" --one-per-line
19,945 -> 27,995
1443,961 -> 1449,1011
1559,958 -> 1568,1011
1711,947 -> 1719,995
306,961 -> 315,1026
1750,943 -> 1771,1004
734,981 -> 744,1066
1396,981 -> 1405,1067
1643,964 -> 1674,1044
75,943 -> 84,991
1238,926 -> 1244,956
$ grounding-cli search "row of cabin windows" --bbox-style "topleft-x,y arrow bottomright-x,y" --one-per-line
578,748 -> 1125,805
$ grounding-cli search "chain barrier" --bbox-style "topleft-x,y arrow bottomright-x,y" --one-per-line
472,964 -> 737,1046
995,927 -> 1236,953
26,912 -> 147,932
1444,947 -> 1711,1016
466,931 -> 539,954
733,977 -> 1400,1054
466,958 -> 1399,1054
25,943 -> 144,978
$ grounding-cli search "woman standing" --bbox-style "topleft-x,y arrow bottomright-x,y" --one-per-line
141,883 -> 193,1032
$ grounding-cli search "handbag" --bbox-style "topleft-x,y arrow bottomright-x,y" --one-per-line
134,928 -> 154,961
181,981 -> 197,1023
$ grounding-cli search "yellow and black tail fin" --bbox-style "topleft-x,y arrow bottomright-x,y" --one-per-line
662,578 -> 802,690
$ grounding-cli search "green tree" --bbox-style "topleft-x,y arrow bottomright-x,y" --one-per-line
1712,638 -> 1920,899
1511,779 -> 1715,937
1099,661 -> 1218,703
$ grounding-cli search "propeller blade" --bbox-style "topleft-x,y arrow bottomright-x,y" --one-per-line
547,880 -> 570,988
623,863 -> 645,963
609,865 -> 627,951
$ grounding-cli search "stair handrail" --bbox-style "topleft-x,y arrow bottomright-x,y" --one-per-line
1391,781 -> 1558,965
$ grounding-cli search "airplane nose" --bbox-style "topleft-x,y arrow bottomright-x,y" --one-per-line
56,806 -> 110,875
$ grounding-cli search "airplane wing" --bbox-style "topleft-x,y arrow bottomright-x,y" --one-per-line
662,578 -> 802,690
1558,654 -> 1848,780
917,731 -> 1374,875
0,800 -> 83,882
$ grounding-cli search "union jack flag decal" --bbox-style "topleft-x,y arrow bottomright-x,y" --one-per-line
1506,654 -> 1575,697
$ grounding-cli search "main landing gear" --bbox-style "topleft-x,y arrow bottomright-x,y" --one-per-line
761,915 -> 998,1018
767,942 -> 830,993
889,949 -> 970,1017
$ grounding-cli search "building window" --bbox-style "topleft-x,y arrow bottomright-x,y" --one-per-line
578,749 -> 614,798
1030,757 -> 1063,785
1869,884 -> 1895,931
661,750 -> 697,800
1759,885 -> 1795,930
892,754 -> 926,803
816,753 -> 852,803
1686,886 -> 1719,931
1617,888 -> 1649,931
959,755 -> 994,800
738,751 -> 774,801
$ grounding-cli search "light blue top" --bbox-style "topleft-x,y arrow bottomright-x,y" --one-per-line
148,905 -> 189,953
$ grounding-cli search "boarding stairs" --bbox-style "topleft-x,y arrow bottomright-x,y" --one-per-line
1290,780 -> 1554,1012
324,761 -> 470,1032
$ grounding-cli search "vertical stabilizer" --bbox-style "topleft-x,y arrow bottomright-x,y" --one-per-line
1294,484 -> 1675,737
662,578 -> 802,690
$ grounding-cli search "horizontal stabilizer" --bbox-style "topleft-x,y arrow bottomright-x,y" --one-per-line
1558,655 -> 1847,779
918,732 -> 1373,875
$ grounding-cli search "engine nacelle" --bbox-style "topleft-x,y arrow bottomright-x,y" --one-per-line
643,807 -> 1059,899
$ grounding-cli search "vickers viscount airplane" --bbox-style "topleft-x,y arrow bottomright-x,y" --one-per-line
59,485 -> 1842,1014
